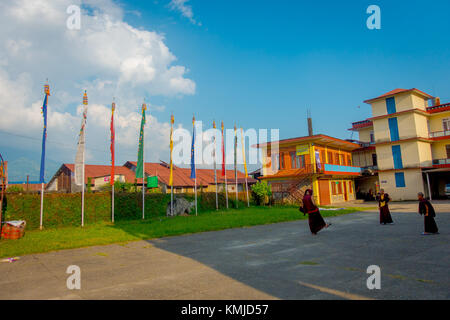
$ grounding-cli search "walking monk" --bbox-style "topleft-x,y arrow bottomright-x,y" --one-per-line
377,189 -> 394,225
418,192 -> 439,235
301,189 -> 330,235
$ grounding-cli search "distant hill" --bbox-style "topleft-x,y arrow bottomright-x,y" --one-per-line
0,146 -> 60,182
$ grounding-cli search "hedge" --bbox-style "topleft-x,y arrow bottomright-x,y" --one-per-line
2,191 -> 253,230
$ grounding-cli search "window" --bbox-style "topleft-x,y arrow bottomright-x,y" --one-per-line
372,153 -> 378,166
327,151 -> 332,164
337,182 -> 342,194
388,117 -> 400,141
370,131 -> 375,143
443,118 -> 450,131
348,181 -> 353,193
392,145 -> 403,169
386,97 -> 396,114
331,182 -> 337,195
290,152 -> 296,168
395,172 -> 406,188
296,155 -> 305,168
447,145 -> 450,159
347,155 -> 352,166
334,153 -> 340,165
321,150 -> 326,164
339,154 -> 345,166
272,153 -> 280,171
280,153 -> 285,169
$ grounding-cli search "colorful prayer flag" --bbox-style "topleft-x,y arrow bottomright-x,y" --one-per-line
221,121 -> 226,176
110,101 -> 115,185
74,91 -> 88,186
136,103 -> 146,179
241,127 -> 248,178
169,114 -> 174,186
190,116 -> 196,179
39,83 -> 50,184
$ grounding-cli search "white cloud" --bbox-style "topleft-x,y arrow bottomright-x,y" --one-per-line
0,0 -> 194,166
169,0 -> 201,26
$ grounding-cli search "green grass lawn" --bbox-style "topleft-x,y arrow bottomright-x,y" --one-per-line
0,206 -> 370,258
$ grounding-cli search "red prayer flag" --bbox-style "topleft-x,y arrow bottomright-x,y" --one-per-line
110,102 -> 115,185
221,121 -> 225,176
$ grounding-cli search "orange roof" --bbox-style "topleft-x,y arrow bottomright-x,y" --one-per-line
364,88 -> 433,104
126,162 -> 256,187
64,164 -> 137,183
254,134 -> 360,151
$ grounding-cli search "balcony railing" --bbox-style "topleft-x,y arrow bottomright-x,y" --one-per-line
323,164 -> 361,174
432,158 -> 450,166
351,119 -> 373,130
429,130 -> 450,138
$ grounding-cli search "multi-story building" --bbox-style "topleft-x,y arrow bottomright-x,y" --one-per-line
351,88 -> 450,200
256,134 -> 361,205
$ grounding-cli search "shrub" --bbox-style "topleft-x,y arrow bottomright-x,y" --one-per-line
251,181 -> 272,205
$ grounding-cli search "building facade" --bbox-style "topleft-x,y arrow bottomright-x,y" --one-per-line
352,88 -> 450,200
257,134 -> 361,205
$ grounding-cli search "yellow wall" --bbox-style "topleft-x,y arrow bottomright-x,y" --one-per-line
93,174 -> 125,190
358,127 -> 373,143
428,112 -> 450,133
372,119 -> 390,143
431,140 -> 450,160
378,169 -> 424,200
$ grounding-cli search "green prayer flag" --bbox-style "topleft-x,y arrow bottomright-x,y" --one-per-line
136,106 -> 146,178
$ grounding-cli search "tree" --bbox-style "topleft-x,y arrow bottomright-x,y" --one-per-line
251,181 -> 272,206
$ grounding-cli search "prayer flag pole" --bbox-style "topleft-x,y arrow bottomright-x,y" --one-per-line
191,115 -> 198,216
234,124 -> 238,208
221,121 -> 229,209
110,99 -> 116,223
213,120 -> 218,210
169,114 -> 174,216
39,82 -> 50,230
241,127 -> 250,207
81,91 -> 88,228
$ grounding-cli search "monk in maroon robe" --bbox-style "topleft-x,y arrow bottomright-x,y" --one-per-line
418,192 -> 439,235
301,189 -> 330,235
376,189 -> 394,224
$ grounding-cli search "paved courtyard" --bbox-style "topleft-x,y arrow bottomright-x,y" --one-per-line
0,202 -> 449,300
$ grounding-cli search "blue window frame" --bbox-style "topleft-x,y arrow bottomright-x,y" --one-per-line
392,145 -> 403,169
386,97 -> 396,114
395,172 -> 406,188
388,117 -> 400,141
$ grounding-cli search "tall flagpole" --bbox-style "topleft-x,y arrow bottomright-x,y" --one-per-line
111,99 -> 116,223
213,120 -> 218,210
234,124 -> 238,208
191,115 -> 198,216
142,101 -> 146,220
0,153 -> 5,233
169,114 -> 174,216
241,127 -> 250,207
39,82 -> 50,230
81,91 -> 88,228
222,121 -> 229,209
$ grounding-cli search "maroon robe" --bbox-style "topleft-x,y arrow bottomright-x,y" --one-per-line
302,194 -> 326,234
419,199 -> 439,234
377,193 -> 393,224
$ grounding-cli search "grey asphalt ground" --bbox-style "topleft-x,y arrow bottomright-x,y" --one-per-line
0,202 -> 449,300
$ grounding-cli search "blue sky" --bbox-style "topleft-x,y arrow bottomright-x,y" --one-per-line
0,0 -> 449,181
123,0 -> 450,139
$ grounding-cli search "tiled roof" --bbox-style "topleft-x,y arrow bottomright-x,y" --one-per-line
64,164 -> 137,183
364,88 -> 433,103
126,162 -> 256,187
